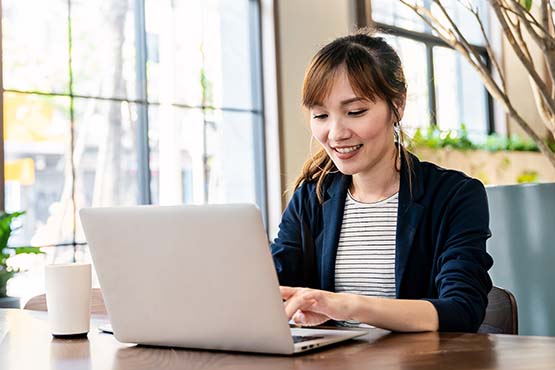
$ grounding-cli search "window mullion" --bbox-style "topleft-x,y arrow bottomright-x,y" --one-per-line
134,0 -> 151,205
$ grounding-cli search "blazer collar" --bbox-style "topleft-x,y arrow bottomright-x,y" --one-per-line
319,153 -> 426,294
320,173 -> 350,291
395,152 -> 425,296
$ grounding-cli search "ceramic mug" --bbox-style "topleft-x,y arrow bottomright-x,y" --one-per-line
45,263 -> 91,338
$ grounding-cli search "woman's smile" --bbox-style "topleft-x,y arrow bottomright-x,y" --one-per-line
332,144 -> 363,159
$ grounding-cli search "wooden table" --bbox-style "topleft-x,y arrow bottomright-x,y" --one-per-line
1,309 -> 554,370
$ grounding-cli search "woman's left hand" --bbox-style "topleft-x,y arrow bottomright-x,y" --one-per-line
280,286 -> 355,326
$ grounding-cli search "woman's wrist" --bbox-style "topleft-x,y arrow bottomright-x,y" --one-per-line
342,293 -> 370,322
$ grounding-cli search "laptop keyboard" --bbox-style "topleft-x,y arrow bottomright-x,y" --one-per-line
292,335 -> 324,343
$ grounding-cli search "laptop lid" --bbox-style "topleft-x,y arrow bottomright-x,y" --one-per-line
80,204 -> 295,354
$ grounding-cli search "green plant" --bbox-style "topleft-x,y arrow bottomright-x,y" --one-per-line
410,125 -> 548,153
411,125 -> 477,150
0,211 -> 43,298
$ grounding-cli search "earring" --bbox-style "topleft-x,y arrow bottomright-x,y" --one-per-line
393,121 -> 402,164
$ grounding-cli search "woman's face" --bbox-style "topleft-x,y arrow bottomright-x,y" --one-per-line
310,68 -> 403,177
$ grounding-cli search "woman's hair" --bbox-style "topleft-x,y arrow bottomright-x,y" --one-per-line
293,28 -> 413,203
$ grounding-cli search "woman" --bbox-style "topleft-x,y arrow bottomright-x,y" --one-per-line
271,30 -> 493,333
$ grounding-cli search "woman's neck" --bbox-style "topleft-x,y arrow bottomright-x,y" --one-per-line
350,150 -> 400,203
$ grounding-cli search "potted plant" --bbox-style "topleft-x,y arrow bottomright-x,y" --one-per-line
0,211 -> 43,308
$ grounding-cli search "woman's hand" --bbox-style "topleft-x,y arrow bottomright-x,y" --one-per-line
280,286 -> 439,331
280,286 -> 356,326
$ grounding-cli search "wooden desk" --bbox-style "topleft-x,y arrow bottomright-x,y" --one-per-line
1,309 -> 554,370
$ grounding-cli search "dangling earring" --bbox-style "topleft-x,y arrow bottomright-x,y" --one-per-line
393,121 -> 402,166
309,136 -> 339,174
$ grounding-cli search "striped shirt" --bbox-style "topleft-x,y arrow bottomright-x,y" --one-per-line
335,192 -> 399,327
334,191 -> 398,326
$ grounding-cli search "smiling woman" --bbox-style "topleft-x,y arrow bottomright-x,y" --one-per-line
272,28 -> 493,333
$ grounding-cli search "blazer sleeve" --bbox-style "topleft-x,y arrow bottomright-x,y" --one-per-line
424,178 -> 494,332
270,186 -> 307,287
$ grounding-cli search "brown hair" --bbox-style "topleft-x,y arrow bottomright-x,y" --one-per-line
293,28 -> 413,203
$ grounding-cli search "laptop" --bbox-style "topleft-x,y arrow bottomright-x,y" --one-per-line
79,204 -> 367,354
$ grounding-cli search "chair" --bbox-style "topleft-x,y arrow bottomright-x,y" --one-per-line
23,288 -> 107,315
478,286 -> 518,334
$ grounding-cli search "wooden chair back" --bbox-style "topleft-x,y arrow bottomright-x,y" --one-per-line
478,286 -> 518,334
23,288 -> 107,315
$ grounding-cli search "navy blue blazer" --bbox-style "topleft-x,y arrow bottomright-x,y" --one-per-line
271,154 -> 493,332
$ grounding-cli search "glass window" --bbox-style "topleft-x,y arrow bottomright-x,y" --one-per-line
73,98 -> 142,243
148,107 -> 261,205
144,0 -> 204,106
2,0 -> 265,301
433,46 -> 488,136
3,92 -> 72,246
372,0 -> 492,135
2,0 -> 69,93
430,0 -> 489,46
372,0 -> 427,33
71,0 -> 139,100
382,35 -> 430,130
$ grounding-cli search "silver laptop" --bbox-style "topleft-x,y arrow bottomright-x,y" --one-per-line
80,204 -> 367,354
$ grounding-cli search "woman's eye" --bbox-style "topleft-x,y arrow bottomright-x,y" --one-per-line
312,114 -> 328,119
348,109 -> 368,116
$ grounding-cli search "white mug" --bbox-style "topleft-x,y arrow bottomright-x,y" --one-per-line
45,263 -> 91,337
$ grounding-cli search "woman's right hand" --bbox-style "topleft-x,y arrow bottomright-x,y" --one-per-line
280,286 -> 356,326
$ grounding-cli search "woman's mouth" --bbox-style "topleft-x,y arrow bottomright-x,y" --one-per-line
333,144 -> 363,159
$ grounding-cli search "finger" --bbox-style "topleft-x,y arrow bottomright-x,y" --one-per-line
302,291 -> 325,308
292,309 -> 305,325
293,309 -> 329,327
284,295 -> 313,318
279,286 -> 297,300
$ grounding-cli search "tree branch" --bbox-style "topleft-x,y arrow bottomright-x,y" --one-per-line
433,0 -> 485,66
505,0 -> 553,50
457,0 -> 507,92
492,0 -> 555,118
496,0 -> 555,43
398,0 -> 456,42
542,0 -> 555,103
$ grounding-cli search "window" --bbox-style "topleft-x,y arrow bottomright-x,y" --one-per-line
370,0 -> 493,137
1,0 -> 266,299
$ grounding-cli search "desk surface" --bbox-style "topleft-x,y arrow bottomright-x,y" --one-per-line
1,309 -> 554,370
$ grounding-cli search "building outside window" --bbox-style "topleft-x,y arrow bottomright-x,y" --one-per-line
1,0 -> 266,300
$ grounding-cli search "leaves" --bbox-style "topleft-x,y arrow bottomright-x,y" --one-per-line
410,126 -> 542,152
0,211 -> 44,297
520,0 -> 533,12
11,246 -> 44,255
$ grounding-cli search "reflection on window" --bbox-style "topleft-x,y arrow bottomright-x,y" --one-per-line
2,0 -> 265,301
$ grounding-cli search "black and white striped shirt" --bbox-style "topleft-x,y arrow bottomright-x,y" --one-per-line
334,191 -> 398,299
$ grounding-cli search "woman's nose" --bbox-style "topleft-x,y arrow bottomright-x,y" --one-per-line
328,118 -> 351,142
